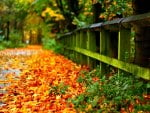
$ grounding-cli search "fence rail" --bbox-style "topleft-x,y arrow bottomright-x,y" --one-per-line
57,12 -> 150,80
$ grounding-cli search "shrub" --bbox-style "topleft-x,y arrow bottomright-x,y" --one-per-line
0,30 -> 26,48
0,45 -> 5,50
70,67 -> 149,113
8,31 -> 24,48
42,38 -> 63,53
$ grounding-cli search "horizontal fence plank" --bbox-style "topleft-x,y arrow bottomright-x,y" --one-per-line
65,47 -> 150,80
122,12 -> 150,24
57,12 -> 150,39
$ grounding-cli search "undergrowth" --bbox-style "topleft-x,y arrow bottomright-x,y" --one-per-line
42,38 -> 63,53
69,67 -> 150,113
0,31 -> 26,50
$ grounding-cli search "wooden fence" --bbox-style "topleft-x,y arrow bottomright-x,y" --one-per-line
57,12 -> 150,80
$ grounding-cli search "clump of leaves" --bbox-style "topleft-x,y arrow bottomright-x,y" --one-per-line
49,82 -> 69,95
0,34 -> 5,42
102,74 -> 147,111
99,0 -> 133,20
42,38 -> 63,53
0,30 -> 26,48
0,45 -> 5,50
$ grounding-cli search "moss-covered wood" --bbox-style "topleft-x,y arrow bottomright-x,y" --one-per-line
73,34 -> 77,61
75,32 -> 81,63
86,30 -> 97,68
118,28 -> 131,61
118,28 -> 131,74
59,12 -> 150,80
79,31 -> 87,65
100,29 -> 111,74
65,47 -> 150,80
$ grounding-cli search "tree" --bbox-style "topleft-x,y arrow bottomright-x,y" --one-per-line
0,0 -> 30,40
55,0 -> 81,31
0,0 -> 14,40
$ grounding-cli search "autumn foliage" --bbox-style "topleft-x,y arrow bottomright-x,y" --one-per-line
0,46 -> 149,113
0,46 -> 87,113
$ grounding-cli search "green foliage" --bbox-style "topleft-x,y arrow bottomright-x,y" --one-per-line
102,74 -> 145,104
8,31 -> 25,48
42,38 -> 63,53
0,40 -> 26,49
0,0 -> 29,23
130,30 -> 136,61
0,35 -> 5,50
0,0 -> 134,36
0,45 -> 5,50
49,82 -> 69,95
0,30 -> 26,49
98,0 -> 132,20
70,67 -> 149,112
0,35 -> 5,42
135,104 -> 150,112
9,31 -> 21,43
38,22 -> 63,53
33,0 -> 51,14
72,17 -> 86,27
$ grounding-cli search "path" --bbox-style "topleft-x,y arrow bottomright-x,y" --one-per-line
0,46 -> 86,113
0,46 -> 42,94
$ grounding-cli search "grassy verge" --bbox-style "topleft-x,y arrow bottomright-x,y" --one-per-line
69,67 -> 150,113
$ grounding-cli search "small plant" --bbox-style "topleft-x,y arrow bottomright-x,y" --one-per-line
8,30 -> 24,48
70,67 -> 149,113
0,45 -> 5,50
49,82 -> 69,95
0,35 -> 6,50
0,30 -> 26,48
0,35 -> 5,42
42,38 -> 63,53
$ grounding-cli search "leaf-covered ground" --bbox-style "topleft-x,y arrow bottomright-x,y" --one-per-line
0,46 -> 87,113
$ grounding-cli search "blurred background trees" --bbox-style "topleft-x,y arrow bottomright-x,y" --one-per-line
0,0 -> 133,37
0,0 -> 149,50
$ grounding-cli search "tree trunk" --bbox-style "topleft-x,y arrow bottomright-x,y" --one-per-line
6,21 -> 10,41
67,0 -> 79,16
37,28 -> 42,44
92,2 -> 103,23
132,0 -> 150,67
56,0 -> 79,31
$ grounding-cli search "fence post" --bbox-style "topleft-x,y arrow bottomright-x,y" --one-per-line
100,29 -> 111,75
73,33 -> 77,62
76,31 -> 81,63
72,34 -> 76,61
69,35 -> 73,59
67,35 -> 71,56
118,27 -> 131,74
63,37 -> 67,56
66,36 -> 70,57
86,29 -> 97,68
79,31 -> 87,65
